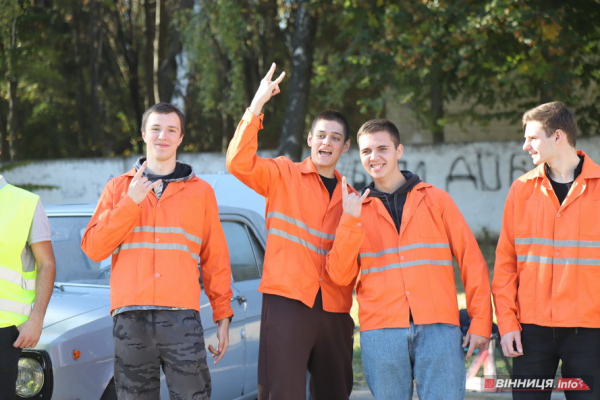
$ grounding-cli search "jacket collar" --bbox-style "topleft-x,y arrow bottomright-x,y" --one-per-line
298,157 -> 343,181
362,181 -> 432,205
527,150 -> 600,180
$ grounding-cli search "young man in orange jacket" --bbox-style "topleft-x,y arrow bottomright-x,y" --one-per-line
226,64 -> 359,400
81,103 -> 233,400
492,102 -> 600,399
328,119 -> 492,400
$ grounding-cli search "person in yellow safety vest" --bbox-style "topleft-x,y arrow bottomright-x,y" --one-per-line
0,175 -> 56,397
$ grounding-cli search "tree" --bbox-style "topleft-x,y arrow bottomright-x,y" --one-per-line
278,0 -> 317,161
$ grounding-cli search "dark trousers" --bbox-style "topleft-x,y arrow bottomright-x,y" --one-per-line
0,325 -> 21,400
258,291 -> 354,400
512,324 -> 600,400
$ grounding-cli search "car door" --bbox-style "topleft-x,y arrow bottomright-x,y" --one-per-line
198,270 -> 247,400
220,217 -> 265,396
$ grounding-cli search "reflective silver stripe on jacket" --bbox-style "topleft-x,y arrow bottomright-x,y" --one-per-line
0,265 -> 36,291
113,243 -> 200,262
267,212 -> 335,240
132,226 -> 202,245
515,238 -> 600,248
359,242 -> 451,259
267,228 -> 329,255
0,298 -> 32,317
516,255 -> 600,266
361,259 -> 454,275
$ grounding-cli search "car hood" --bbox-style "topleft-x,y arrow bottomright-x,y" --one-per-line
44,285 -> 111,328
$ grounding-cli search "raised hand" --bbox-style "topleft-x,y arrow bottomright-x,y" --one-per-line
341,176 -> 370,218
127,161 -> 162,204
249,63 -> 286,116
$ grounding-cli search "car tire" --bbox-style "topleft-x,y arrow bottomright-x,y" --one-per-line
100,379 -> 117,400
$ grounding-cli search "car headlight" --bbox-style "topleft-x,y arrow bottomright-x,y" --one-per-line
16,350 -> 53,399
16,357 -> 44,397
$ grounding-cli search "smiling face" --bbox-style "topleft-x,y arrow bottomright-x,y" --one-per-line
523,120 -> 557,165
142,112 -> 183,165
307,119 -> 349,178
358,130 -> 404,182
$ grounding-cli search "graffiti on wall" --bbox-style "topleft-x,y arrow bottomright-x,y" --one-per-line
340,150 -> 533,193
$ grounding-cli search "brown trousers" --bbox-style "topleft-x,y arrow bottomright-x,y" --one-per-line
258,291 -> 354,400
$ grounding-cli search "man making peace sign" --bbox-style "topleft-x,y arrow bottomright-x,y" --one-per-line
82,103 -> 233,400
227,64 -> 360,400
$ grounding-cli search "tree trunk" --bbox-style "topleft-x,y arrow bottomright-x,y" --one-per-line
89,0 -> 101,150
278,0 -> 317,161
122,1 -> 143,133
430,60 -> 445,144
158,0 -> 193,104
144,0 -> 156,107
7,17 -> 18,161
73,2 -> 86,153
153,0 -> 162,102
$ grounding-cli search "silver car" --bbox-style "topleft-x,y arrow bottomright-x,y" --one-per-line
16,200 -> 266,400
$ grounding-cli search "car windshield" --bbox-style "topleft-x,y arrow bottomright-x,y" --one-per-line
50,215 -> 111,286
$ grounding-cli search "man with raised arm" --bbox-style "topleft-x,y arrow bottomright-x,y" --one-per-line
226,64 -> 359,400
493,102 -> 600,399
0,176 -> 55,397
81,102 -> 233,400
328,119 -> 492,400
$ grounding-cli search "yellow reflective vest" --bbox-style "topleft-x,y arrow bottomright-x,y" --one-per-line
0,184 -> 39,328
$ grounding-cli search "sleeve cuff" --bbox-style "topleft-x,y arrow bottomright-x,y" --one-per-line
498,318 -> 522,337
339,213 -> 363,231
467,318 -> 493,339
243,109 -> 264,129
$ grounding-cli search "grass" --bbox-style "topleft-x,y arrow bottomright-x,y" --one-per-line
350,236 -> 504,389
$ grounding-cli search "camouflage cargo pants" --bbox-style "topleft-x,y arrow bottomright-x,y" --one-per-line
113,309 -> 211,400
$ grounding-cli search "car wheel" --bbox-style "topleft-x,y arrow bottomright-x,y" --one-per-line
100,379 -> 117,400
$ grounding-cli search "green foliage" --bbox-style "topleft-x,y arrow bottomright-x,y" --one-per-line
1,0 -> 600,160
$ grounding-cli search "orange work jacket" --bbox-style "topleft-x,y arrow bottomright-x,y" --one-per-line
81,169 -> 233,322
327,182 -> 492,337
226,110 -> 359,313
492,151 -> 600,336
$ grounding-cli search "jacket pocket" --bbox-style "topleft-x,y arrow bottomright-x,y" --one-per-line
416,206 -> 444,238
578,265 -> 600,323
514,200 -> 539,235
580,201 -> 600,236
179,196 -> 204,235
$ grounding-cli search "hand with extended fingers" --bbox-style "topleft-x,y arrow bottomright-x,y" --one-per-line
127,161 -> 162,205
341,176 -> 370,218
249,63 -> 286,116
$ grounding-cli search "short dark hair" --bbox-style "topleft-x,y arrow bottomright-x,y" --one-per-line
357,119 -> 400,148
522,101 -> 577,146
141,102 -> 185,136
310,110 -> 350,142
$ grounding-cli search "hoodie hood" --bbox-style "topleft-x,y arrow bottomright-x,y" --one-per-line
363,171 -> 422,232
134,157 -> 195,183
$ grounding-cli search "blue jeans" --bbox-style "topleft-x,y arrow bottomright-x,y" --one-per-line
361,323 -> 465,400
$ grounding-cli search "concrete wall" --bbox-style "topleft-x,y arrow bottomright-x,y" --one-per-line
3,137 -> 599,236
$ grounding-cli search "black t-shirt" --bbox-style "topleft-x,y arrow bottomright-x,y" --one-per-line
320,175 -> 337,199
546,155 -> 584,205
